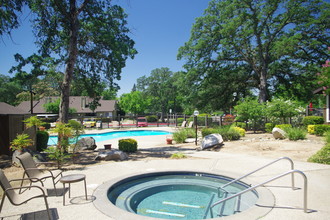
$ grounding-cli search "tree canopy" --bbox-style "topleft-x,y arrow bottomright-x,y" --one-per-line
5,0 -> 136,122
178,0 -> 330,106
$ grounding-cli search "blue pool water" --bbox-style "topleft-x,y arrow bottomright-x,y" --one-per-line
107,172 -> 258,219
48,130 -> 171,145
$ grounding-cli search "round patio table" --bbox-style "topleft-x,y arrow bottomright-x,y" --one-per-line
60,174 -> 87,205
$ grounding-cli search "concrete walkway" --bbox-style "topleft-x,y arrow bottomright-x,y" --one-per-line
1,128 -> 330,220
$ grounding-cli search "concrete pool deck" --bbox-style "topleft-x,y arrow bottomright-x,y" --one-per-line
1,127 -> 330,220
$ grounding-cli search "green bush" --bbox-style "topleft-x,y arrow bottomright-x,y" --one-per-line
302,116 -> 324,126
325,131 -> 330,144
44,122 -> 51,129
201,126 -> 240,141
222,130 -> 241,141
146,115 -> 158,122
314,124 -> 330,136
173,128 -> 196,143
265,123 -> 275,133
308,143 -> 330,164
275,124 -> 292,131
285,127 -> 307,141
233,122 -> 247,129
36,131 -> 49,151
307,125 -> 315,134
118,138 -> 138,152
230,127 -> 245,137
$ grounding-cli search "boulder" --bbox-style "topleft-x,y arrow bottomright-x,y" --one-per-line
272,127 -> 286,139
75,137 -> 97,151
201,133 -> 224,150
95,150 -> 128,161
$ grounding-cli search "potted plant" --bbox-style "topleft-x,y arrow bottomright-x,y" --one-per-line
10,134 -> 33,152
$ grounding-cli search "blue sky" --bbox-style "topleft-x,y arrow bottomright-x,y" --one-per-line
0,0 -> 211,95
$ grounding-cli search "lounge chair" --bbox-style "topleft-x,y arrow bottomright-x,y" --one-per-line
0,169 -> 51,219
181,121 -> 187,128
16,152 -> 63,196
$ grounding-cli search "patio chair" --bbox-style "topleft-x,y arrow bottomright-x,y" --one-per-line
181,121 -> 187,128
0,169 -> 51,220
16,152 -> 63,196
187,121 -> 194,128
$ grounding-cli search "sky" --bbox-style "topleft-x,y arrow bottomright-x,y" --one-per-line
0,0 -> 211,96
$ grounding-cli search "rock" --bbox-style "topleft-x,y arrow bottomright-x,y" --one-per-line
95,150 -> 128,161
272,127 -> 286,139
75,137 -> 97,151
201,133 -> 224,150
185,138 -> 196,143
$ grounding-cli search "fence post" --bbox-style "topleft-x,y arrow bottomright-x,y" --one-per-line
220,115 -> 223,126
167,113 -> 169,126
175,114 -> 178,127
205,115 -> 208,127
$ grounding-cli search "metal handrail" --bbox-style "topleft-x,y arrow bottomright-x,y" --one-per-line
220,157 -> 295,190
211,170 -> 308,215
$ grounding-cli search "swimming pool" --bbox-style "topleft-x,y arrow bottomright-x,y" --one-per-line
48,130 -> 171,145
94,171 -> 273,220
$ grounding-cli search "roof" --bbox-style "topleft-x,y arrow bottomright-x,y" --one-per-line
17,96 -> 117,114
0,102 -> 26,115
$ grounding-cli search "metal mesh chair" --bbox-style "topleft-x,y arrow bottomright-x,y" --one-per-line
16,152 -> 63,196
0,169 -> 51,219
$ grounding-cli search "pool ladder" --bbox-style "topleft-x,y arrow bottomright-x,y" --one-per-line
208,157 -> 308,218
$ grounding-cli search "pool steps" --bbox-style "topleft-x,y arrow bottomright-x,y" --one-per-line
210,157 -> 309,217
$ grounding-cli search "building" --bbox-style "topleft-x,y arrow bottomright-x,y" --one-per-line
17,96 -> 118,118
0,102 -> 26,155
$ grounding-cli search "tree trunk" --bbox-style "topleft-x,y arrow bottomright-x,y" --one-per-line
59,0 -> 78,123
259,69 -> 268,103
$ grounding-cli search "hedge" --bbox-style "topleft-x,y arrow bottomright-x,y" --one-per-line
36,131 -> 49,151
118,138 -> 138,152
302,116 -> 324,126
314,124 -> 330,136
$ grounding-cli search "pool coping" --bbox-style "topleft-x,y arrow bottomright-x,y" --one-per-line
93,169 -> 274,220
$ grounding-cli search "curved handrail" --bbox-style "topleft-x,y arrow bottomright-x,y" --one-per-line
220,157 -> 295,190
211,170 -> 308,215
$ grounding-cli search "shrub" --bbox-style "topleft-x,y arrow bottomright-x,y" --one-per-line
233,122 -> 247,129
308,143 -> 330,164
173,128 -> 196,143
230,127 -> 245,137
170,153 -> 187,159
36,131 -> 49,151
275,124 -> 292,131
146,115 -> 158,122
285,127 -> 307,141
325,131 -> 330,144
201,126 -> 241,141
307,125 -> 315,134
265,123 -> 275,133
10,134 -> 33,151
314,124 -> 330,136
118,138 -> 138,152
201,128 -> 218,137
45,146 -> 71,169
222,130 -> 241,141
44,122 -> 51,129
302,116 -> 324,126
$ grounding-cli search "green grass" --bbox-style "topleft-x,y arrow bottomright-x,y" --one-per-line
308,144 -> 330,164
170,153 -> 187,159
